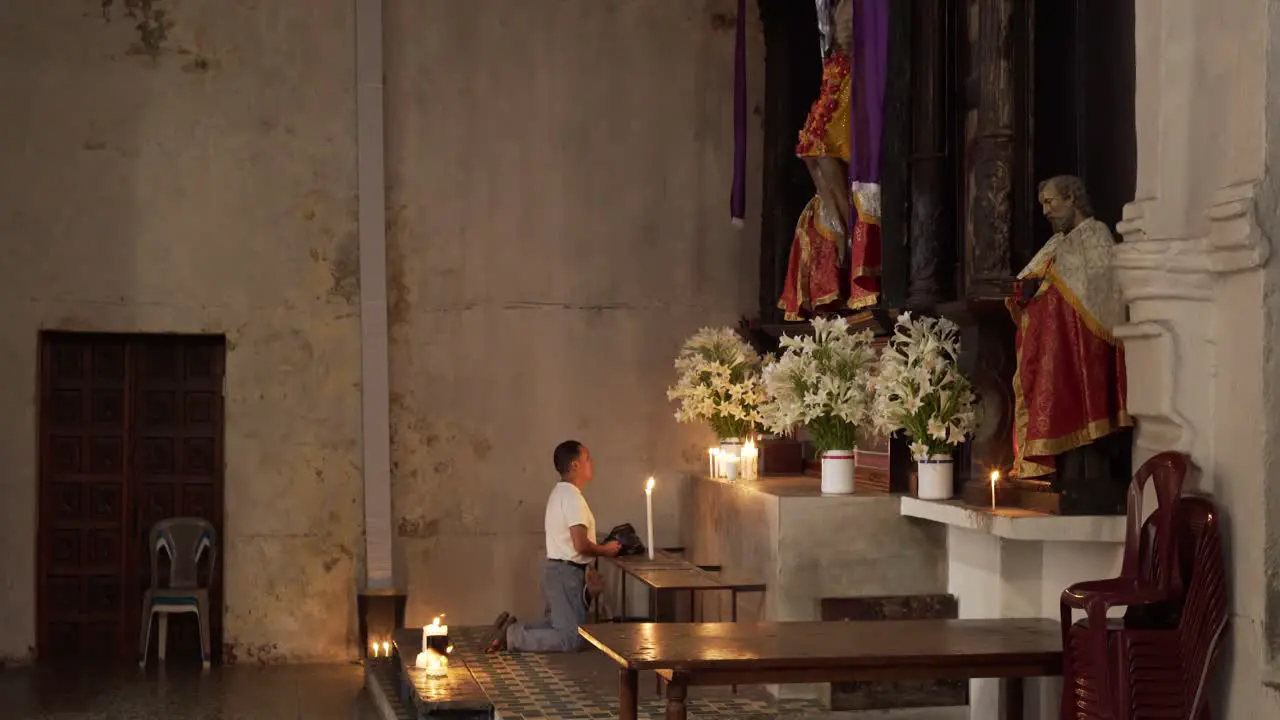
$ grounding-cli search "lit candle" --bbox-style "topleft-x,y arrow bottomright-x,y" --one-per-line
417,648 -> 449,677
990,470 -> 1000,509
645,477 -> 655,560
741,440 -> 758,480
423,615 -> 449,654
382,641 -> 390,657
370,641 -> 378,658
724,454 -> 739,482
708,447 -> 719,478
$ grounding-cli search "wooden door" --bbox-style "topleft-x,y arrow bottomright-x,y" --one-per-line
128,335 -> 225,663
38,335 -> 132,660
37,333 -> 225,663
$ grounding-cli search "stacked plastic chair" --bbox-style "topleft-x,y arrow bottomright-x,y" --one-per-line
1059,451 -> 1228,719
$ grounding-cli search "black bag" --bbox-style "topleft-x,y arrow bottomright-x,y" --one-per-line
602,523 -> 647,556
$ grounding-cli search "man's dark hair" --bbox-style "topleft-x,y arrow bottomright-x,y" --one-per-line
553,440 -> 584,476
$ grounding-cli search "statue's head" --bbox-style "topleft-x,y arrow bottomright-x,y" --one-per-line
1038,175 -> 1093,234
833,0 -> 853,52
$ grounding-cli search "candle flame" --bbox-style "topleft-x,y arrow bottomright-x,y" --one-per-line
382,641 -> 390,655
646,476 -> 655,492
990,470 -> 1000,486
446,645 -> 453,654
431,616 -> 442,627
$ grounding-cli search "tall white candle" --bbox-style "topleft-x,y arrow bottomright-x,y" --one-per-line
645,477 -> 655,560
707,448 -> 718,478
725,455 -> 739,482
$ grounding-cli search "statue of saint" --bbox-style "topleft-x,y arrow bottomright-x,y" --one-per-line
1006,176 -> 1133,479
777,0 -> 888,321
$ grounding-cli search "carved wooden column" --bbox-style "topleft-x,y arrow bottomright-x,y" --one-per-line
968,0 -> 1016,299
906,0 -> 952,309
951,0 -> 1019,501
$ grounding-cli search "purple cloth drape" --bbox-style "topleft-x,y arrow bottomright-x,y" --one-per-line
848,0 -> 889,187
730,0 -> 747,224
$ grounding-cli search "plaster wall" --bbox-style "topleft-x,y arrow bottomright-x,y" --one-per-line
0,0 -> 762,661
1114,0 -> 1280,714
378,0 -> 762,629
0,0 -> 363,663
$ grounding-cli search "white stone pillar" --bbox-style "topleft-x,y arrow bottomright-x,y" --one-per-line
1116,0 -> 1278,713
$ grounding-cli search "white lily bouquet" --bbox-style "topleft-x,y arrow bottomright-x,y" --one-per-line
873,312 -> 978,465
759,317 -> 878,455
666,327 -> 764,441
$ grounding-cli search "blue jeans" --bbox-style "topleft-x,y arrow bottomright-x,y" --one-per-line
506,560 -> 588,653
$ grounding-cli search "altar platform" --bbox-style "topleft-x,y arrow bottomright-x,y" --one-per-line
681,475 -> 948,624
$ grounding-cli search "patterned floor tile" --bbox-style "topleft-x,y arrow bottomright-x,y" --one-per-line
440,627 -> 828,719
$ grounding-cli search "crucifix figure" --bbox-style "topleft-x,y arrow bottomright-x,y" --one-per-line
777,0 -> 889,321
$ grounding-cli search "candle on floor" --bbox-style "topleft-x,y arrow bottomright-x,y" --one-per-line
707,447 -> 719,478
381,641 -> 390,658
369,641 -> 379,658
990,470 -> 1000,509
645,477 -> 656,560
418,648 -> 449,676
423,615 -> 449,653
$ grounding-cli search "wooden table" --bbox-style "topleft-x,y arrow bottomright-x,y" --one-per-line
603,551 -> 766,622
579,618 -> 1062,720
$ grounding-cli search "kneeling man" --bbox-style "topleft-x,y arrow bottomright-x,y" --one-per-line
487,440 -> 619,653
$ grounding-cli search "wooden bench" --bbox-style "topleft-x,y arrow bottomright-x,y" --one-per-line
601,549 -> 765,623
391,629 -> 494,719
579,618 -> 1062,720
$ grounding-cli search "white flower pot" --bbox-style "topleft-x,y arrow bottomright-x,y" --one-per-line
718,438 -> 742,478
820,450 -> 856,495
916,458 -> 955,500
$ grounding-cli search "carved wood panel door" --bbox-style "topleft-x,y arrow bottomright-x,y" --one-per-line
38,333 -> 225,663
127,335 -> 225,663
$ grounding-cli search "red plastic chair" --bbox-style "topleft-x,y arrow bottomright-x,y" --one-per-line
1059,452 -> 1228,719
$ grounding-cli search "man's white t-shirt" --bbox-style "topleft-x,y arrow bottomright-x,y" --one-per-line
545,481 -> 595,565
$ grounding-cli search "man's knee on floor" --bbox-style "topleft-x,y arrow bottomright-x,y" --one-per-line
559,629 -> 587,653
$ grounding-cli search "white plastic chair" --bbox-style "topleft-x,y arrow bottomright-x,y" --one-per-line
137,517 -> 217,669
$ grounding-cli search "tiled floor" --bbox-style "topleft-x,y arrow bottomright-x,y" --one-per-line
372,627 -> 968,720
0,630 -> 967,720
0,662 -> 379,720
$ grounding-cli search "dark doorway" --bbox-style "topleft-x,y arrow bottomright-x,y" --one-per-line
37,332 -> 226,664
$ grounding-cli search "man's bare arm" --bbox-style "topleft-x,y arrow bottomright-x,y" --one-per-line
570,525 -> 620,558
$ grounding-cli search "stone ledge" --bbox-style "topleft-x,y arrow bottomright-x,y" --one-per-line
1263,662 -> 1280,690
899,497 -> 1127,543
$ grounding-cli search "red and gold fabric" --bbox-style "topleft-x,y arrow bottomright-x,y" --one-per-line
778,54 -> 851,322
847,187 -> 881,310
778,197 -> 845,321
1007,218 -> 1132,479
795,53 -> 851,160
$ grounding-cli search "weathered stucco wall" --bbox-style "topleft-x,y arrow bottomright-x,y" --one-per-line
0,0 -> 760,661
0,1 -> 363,662
382,0 -> 761,626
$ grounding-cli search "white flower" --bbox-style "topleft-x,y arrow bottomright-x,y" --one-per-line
758,317 -> 877,451
872,313 -> 978,458
667,327 -> 765,438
